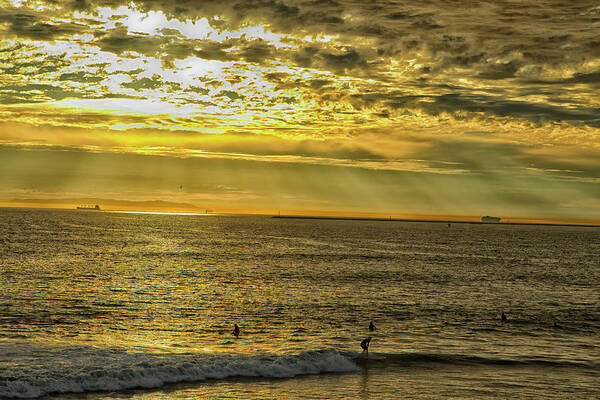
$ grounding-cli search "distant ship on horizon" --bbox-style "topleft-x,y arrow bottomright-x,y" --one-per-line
77,204 -> 101,210
481,215 -> 501,223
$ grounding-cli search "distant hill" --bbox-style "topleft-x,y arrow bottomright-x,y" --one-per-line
3,197 -> 204,212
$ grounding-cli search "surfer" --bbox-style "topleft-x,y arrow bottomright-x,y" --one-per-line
369,321 -> 376,332
501,312 -> 507,322
360,337 -> 372,355
233,324 -> 240,337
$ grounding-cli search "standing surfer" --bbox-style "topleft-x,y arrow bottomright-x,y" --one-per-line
361,337 -> 372,355
233,324 -> 240,337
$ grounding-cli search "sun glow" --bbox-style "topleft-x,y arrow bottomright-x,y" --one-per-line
112,210 -> 218,216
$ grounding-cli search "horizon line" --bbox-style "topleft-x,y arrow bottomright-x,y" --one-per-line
1,203 -> 599,227
272,214 -> 600,228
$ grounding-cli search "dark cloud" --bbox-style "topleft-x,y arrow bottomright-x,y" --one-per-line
194,40 -> 236,61
2,59 -> 66,76
122,75 -> 163,90
0,84 -> 82,104
103,93 -> 145,99
0,7 -> 86,39
93,28 -> 277,65
160,41 -> 197,61
235,0 -> 300,22
71,0 -> 91,11
38,0 -> 598,61
319,47 -> 364,72
0,77 -> 145,105
217,90 -> 245,100
566,71 -> 600,85
347,89 -> 600,128
239,40 -> 274,63
385,11 -> 411,20
263,72 -> 291,82
59,72 -> 104,83
94,25 -> 163,55
185,86 -> 210,95
425,94 -> 600,127
293,46 -> 319,68
525,70 -> 600,86
0,44 -> 70,80
476,61 -> 522,80
350,92 -> 423,109
310,79 -> 333,89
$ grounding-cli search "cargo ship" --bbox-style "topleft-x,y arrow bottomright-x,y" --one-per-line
481,215 -> 500,223
77,204 -> 101,210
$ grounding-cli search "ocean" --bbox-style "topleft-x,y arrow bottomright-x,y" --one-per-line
0,208 -> 598,399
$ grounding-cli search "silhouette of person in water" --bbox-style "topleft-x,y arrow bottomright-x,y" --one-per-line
233,324 -> 240,337
501,312 -> 507,322
361,337 -> 372,355
369,321 -> 376,332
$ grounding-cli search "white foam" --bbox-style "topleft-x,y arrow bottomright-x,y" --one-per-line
0,344 -> 358,399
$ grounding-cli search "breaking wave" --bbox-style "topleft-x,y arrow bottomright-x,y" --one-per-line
0,345 -> 358,399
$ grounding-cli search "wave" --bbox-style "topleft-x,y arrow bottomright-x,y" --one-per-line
2,344 -> 597,399
348,351 -> 599,370
0,347 -> 357,399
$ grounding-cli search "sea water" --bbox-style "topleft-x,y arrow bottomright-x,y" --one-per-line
0,208 -> 598,399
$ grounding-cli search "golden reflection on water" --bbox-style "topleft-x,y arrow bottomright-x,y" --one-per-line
1,209 -> 598,399
112,211 -> 222,216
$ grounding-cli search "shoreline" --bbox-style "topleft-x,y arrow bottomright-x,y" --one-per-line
272,215 -> 600,228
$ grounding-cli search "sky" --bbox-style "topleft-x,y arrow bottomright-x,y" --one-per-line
0,0 -> 599,221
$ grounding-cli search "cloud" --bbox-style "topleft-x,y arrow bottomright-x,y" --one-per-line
193,40 -> 236,61
319,47 -> 364,72
525,70 -> 600,86
0,83 -> 84,104
423,94 -> 600,128
476,60 -> 521,80
94,25 -> 164,55
1,0 -> 600,220
59,72 -> 104,83
346,89 -> 600,129
239,39 -> 274,63
122,75 -> 163,90
2,55 -> 69,76
217,90 -> 244,100
0,7 -> 86,39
